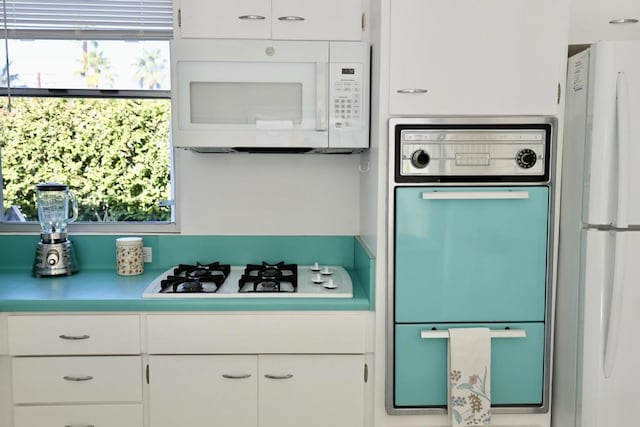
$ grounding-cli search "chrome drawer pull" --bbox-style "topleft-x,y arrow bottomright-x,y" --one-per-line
222,373 -> 252,379
396,88 -> 427,94
420,329 -> 526,339
421,191 -> 529,200
264,373 -> 294,380
63,375 -> 94,381
65,425 -> 95,427
59,334 -> 90,340
277,16 -> 305,21
239,15 -> 266,20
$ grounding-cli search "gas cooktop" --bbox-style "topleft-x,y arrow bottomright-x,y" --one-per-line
142,261 -> 353,298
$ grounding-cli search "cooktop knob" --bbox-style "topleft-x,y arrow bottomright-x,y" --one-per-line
411,149 -> 430,169
516,149 -> 537,169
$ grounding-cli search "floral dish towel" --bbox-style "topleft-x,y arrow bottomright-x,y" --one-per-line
448,327 -> 492,426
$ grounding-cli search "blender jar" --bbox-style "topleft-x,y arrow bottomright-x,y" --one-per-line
35,183 -> 78,234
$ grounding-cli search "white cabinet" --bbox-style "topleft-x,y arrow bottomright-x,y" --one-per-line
388,0 -> 569,115
259,355 -> 365,427
176,0 -> 363,41
569,0 -> 640,44
146,313 -> 369,427
148,354 -> 365,427
7,314 -> 143,427
148,355 -> 258,427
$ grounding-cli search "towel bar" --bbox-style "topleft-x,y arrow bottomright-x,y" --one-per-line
420,329 -> 527,339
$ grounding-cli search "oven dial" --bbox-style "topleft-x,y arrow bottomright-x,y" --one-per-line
411,149 -> 430,169
516,149 -> 537,169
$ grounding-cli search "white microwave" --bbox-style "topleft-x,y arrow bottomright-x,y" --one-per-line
171,39 -> 370,153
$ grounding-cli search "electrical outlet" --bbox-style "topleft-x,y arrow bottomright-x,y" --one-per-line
143,247 -> 153,263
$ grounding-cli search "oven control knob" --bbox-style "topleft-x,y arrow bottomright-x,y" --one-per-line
516,149 -> 537,169
411,149 -> 430,169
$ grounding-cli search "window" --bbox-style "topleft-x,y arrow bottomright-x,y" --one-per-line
0,0 -> 174,230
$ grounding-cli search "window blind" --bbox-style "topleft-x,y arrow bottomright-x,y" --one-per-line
1,0 -> 173,40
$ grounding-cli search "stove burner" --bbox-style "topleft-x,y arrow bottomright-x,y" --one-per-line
160,261 -> 230,293
239,261 -> 298,293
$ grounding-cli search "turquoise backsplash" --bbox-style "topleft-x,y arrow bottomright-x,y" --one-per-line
0,234 -> 375,307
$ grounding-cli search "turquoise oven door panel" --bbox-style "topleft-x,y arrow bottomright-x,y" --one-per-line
394,322 -> 545,407
395,186 -> 549,323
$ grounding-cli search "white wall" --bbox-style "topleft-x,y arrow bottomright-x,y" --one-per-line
175,149 -> 362,235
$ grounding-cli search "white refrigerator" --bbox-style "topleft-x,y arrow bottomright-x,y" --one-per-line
553,40 -> 640,427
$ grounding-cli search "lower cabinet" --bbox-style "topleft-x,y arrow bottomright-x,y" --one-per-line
13,404 -> 143,427
148,354 -> 366,427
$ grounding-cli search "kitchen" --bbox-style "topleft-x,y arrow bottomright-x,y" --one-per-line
1,1 -> 639,427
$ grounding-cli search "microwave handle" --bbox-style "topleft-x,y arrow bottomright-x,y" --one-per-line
316,62 -> 328,131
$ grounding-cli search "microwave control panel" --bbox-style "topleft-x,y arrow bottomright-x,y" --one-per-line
330,63 -> 363,130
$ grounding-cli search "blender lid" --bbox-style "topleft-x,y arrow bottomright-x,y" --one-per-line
36,182 -> 69,191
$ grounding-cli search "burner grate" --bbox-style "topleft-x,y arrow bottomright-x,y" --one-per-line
160,261 -> 230,293
239,262 -> 298,293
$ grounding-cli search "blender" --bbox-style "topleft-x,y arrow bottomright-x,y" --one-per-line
32,183 -> 79,277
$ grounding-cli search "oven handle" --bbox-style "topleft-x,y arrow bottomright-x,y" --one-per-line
421,191 -> 529,200
420,329 -> 526,339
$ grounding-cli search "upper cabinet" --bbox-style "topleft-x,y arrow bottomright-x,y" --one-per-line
569,0 -> 640,44
388,0 -> 570,116
176,0 -> 364,41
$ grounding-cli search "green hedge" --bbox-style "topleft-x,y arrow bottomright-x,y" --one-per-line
0,97 -> 171,222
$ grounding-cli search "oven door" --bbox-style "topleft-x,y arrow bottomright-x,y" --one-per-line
394,186 -> 549,323
172,39 -> 329,151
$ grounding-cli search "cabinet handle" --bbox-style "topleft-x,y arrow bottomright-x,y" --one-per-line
222,374 -> 252,379
420,329 -> 526,339
239,15 -> 266,20
65,425 -> 95,427
277,16 -> 305,21
63,375 -> 94,381
421,191 -> 529,200
609,18 -> 639,24
396,88 -> 427,94
59,334 -> 90,340
264,374 -> 294,380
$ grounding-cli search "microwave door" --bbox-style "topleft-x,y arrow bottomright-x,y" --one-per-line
176,60 -> 329,150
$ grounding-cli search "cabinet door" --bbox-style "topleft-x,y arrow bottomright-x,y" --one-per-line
389,0 -> 569,115
395,186 -> 549,323
395,322 -> 545,407
178,0 -> 271,39
259,355 -> 365,427
148,355 -> 258,427
570,0 -> 640,44
272,0 -> 362,41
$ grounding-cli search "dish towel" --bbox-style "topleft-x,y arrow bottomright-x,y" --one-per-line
448,327 -> 492,426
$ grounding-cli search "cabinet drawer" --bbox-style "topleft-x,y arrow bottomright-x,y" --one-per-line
8,315 -> 141,355
394,323 -> 544,407
147,313 -> 366,354
14,404 -> 143,427
12,356 -> 142,403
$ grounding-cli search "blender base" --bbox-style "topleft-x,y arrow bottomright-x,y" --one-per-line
33,239 -> 78,277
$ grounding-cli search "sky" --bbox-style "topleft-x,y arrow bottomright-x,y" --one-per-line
3,39 -> 170,90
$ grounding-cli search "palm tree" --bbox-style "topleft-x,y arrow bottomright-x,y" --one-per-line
0,62 -> 19,87
134,48 -> 167,90
76,41 -> 116,88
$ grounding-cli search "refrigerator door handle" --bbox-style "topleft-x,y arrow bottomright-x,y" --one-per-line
604,232 -> 626,378
615,72 -> 630,228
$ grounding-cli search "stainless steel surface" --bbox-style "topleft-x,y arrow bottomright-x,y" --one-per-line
396,88 -> 427,93
420,190 -> 530,200
63,375 -> 94,381
277,16 -> 305,21
264,374 -> 294,379
33,239 -> 78,277
222,374 -> 252,379
59,334 -> 90,340
398,128 -> 547,177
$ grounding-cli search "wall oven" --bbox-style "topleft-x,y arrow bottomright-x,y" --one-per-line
171,39 -> 370,153
387,117 -> 557,416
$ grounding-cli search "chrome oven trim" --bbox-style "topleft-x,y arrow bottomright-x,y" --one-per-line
385,116 -> 558,415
